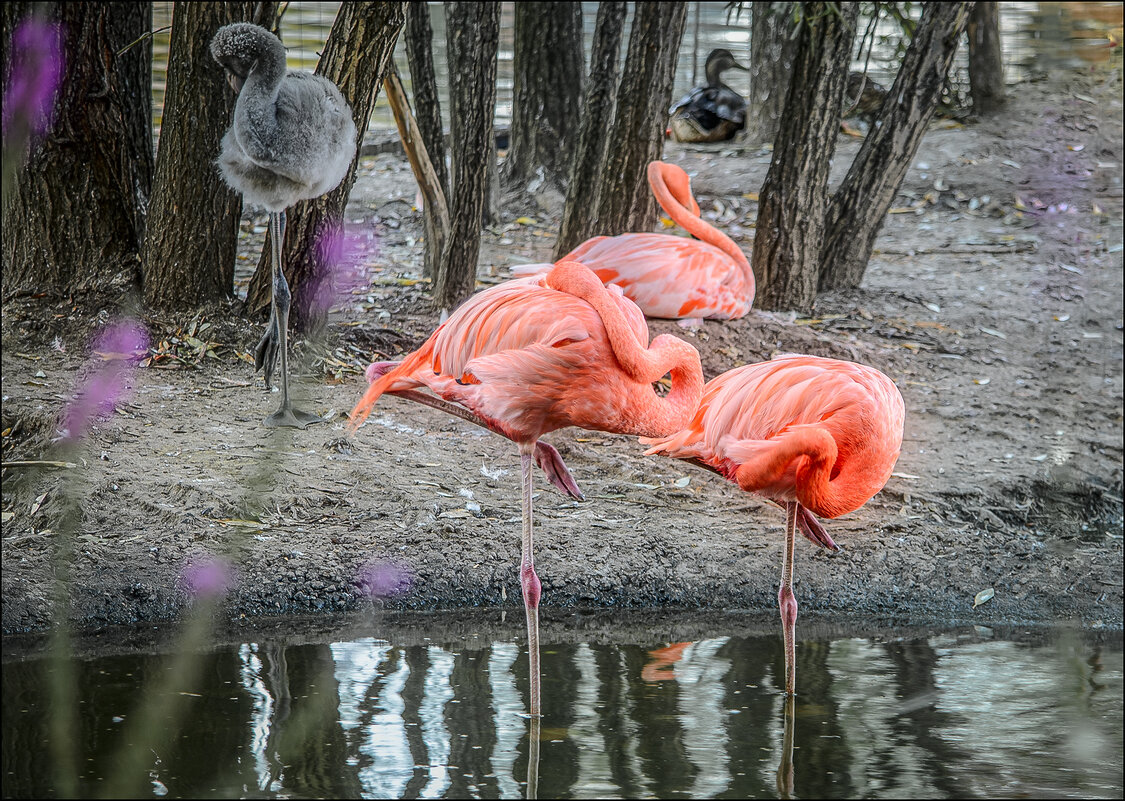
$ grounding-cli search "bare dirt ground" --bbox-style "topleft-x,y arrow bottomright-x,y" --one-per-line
2,73 -> 1122,636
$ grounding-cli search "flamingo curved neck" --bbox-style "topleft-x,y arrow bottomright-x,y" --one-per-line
646,338 -> 705,434
545,262 -> 704,434
733,427 -> 858,519
648,165 -> 751,277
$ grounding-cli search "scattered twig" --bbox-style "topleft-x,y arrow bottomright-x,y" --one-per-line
1,460 -> 78,469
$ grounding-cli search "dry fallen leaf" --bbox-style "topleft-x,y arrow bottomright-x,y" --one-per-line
973,587 -> 995,608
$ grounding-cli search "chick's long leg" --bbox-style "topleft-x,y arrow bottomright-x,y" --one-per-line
259,210 -> 323,429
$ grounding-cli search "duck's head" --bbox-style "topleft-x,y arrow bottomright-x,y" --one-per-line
704,48 -> 747,85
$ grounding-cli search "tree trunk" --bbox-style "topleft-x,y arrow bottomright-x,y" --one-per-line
143,1 -> 276,310
554,0 -> 627,260
243,1 -> 407,329
403,1 -> 447,199
819,2 -> 972,291
747,2 -> 800,145
503,1 -> 584,191
752,2 -> 858,313
433,1 -> 499,311
593,1 -> 686,238
403,2 -> 447,279
2,2 -> 153,299
968,1 -> 1006,116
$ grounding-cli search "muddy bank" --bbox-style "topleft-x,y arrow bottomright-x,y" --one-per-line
2,74 -> 1122,636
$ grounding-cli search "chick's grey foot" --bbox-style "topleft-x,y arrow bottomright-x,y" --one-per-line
264,404 -> 324,429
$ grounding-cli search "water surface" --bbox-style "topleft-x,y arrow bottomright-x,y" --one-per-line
3,612 -> 1121,799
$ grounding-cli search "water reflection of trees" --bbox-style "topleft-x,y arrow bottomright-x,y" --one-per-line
5,631 -> 1121,798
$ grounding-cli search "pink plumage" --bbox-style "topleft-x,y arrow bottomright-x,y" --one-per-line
514,161 -> 755,320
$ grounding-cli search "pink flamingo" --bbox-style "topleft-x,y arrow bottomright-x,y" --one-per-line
515,161 -> 755,319
641,355 -> 905,696
348,261 -> 703,717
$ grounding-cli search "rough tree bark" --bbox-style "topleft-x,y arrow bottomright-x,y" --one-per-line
433,1 -> 499,311
244,1 -> 407,329
503,1 -> 584,191
968,1 -> 1006,115
403,1 -> 447,199
554,0 -> 627,260
747,1 -> 800,145
752,2 -> 858,312
819,2 -> 972,291
593,1 -> 687,238
143,1 -> 277,310
2,2 -> 153,299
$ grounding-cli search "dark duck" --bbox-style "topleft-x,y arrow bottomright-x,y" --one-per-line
669,48 -> 748,143
841,71 -> 889,135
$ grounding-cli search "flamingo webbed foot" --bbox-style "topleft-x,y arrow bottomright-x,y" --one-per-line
795,505 -> 840,552
534,441 -> 584,500
365,361 -> 400,383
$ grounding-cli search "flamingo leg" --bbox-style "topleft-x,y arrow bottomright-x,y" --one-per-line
518,441 -> 543,719
259,210 -> 323,429
779,500 -> 799,696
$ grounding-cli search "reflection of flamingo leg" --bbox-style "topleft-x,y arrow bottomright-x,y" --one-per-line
776,694 -> 796,799
526,714 -> 540,800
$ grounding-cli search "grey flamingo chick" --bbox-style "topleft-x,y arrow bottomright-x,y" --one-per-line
210,23 -> 357,428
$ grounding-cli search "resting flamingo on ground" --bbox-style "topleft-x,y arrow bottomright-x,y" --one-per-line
211,23 -> 356,428
641,355 -> 905,696
348,261 -> 703,718
513,161 -> 755,320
